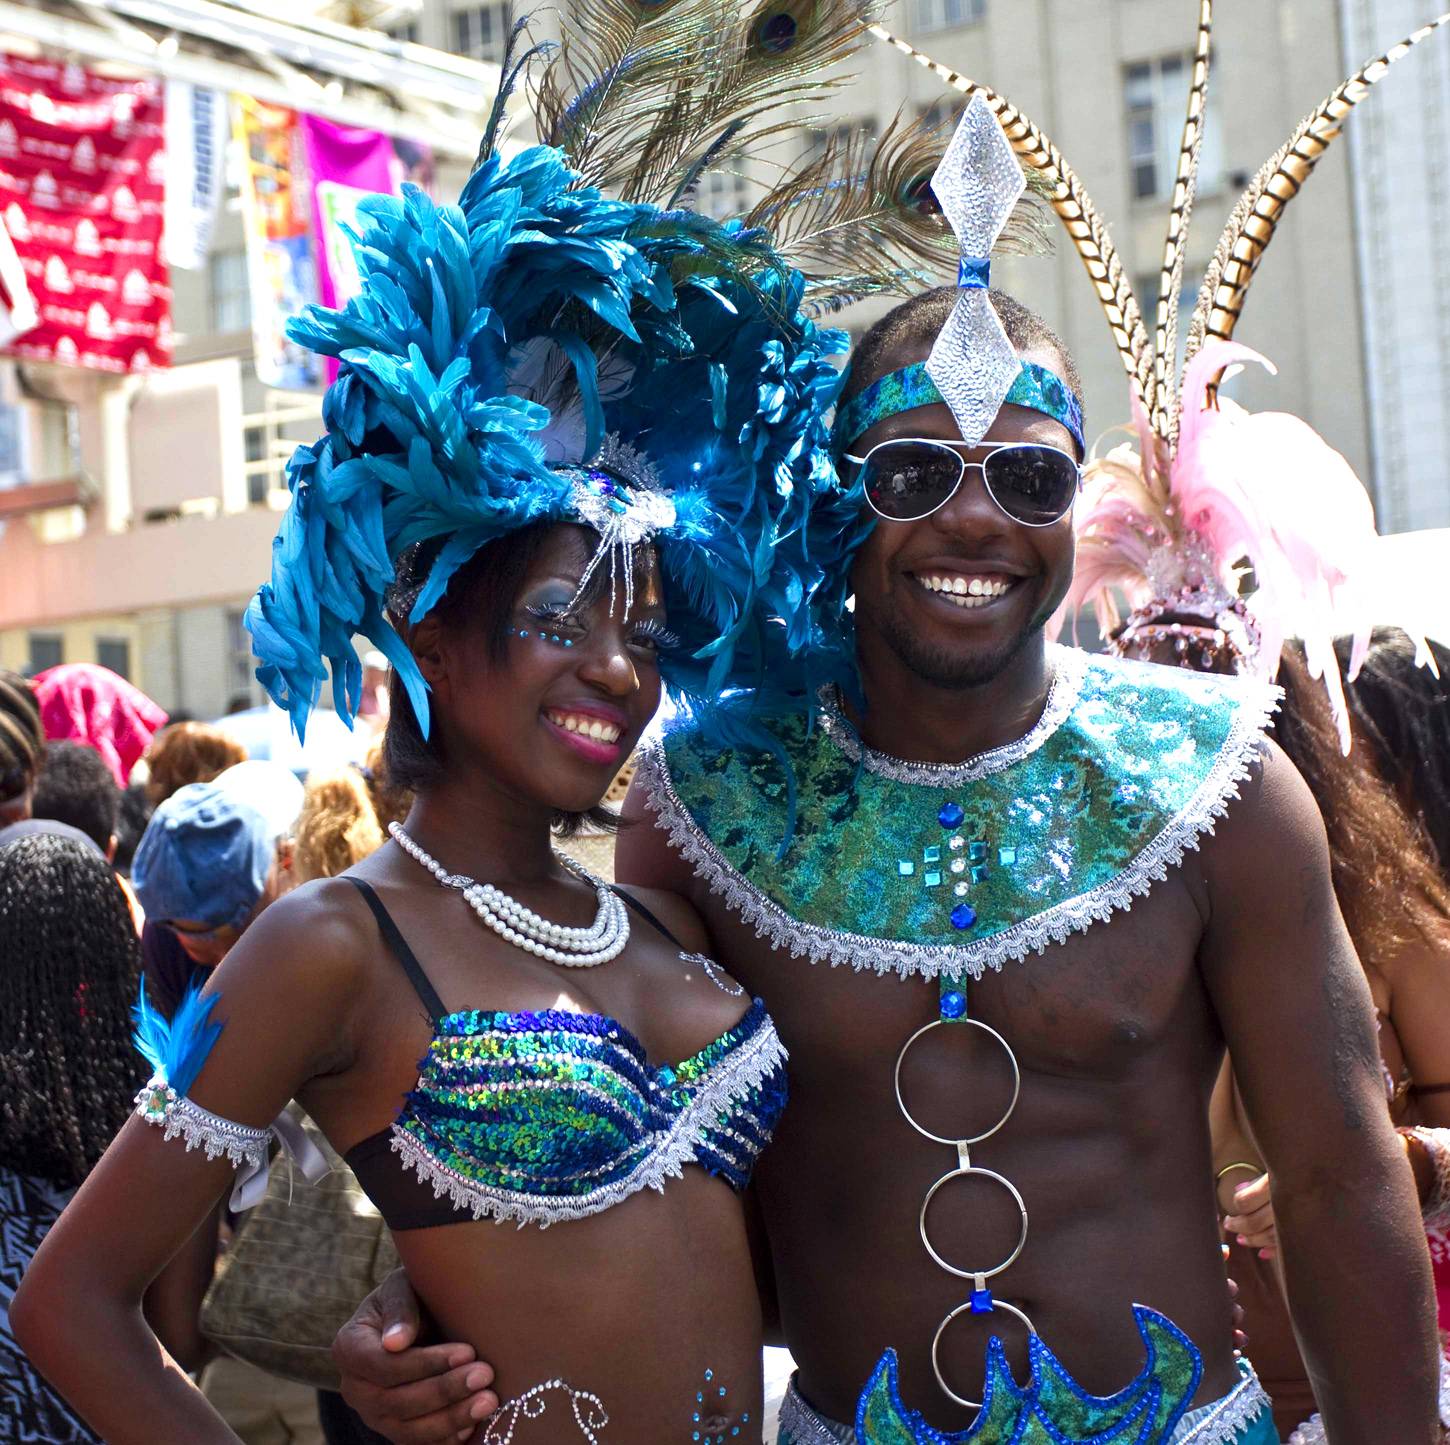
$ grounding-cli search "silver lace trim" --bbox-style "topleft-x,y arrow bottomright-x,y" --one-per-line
639,677 -> 1280,980
481,1379 -> 609,1444
134,1075 -> 271,1172
816,645 -> 1087,786
1172,1367 -> 1271,1443
388,1022 -> 786,1228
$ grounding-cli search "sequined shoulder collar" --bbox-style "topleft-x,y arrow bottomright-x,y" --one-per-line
640,649 -> 1279,980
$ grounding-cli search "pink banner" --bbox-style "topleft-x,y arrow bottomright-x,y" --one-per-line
300,120 -> 435,374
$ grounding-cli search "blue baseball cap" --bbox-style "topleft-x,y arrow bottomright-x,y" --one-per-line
132,766 -> 300,929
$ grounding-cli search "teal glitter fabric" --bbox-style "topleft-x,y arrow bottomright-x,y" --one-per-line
833,360 -> 1086,457
853,1308 -> 1202,1444
642,649 -> 1278,979
389,1000 -> 787,1226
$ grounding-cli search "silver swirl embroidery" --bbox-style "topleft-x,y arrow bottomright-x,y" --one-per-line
481,1380 -> 609,1443
681,951 -> 746,997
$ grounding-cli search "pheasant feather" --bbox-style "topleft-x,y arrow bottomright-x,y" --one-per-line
1184,8 -> 1450,395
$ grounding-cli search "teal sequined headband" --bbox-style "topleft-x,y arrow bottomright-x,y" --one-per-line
833,359 -> 1086,458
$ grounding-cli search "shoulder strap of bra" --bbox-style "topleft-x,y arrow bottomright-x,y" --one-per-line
609,885 -> 685,949
346,877 -> 448,1021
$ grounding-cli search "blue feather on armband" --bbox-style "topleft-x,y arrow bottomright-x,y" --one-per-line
132,976 -> 224,1099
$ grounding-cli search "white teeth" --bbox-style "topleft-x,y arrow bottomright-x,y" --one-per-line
547,712 -> 621,744
915,574 -> 1014,606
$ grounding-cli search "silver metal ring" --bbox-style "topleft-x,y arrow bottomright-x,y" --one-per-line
894,1017 -> 1021,1147
919,1166 -> 1029,1280
930,1296 -> 1037,1410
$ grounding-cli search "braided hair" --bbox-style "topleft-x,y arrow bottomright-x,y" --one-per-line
0,668 -> 43,814
0,834 -> 143,1189
1336,629 -> 1450,870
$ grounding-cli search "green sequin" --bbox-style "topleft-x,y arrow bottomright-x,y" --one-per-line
647,650 -> 1276,978
853,1308 -> 1202,1443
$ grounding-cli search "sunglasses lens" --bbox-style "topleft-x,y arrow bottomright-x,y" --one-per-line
983,446 -> 1079,525
861,443 -> 963,521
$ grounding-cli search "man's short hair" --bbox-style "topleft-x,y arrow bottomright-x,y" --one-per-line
843,286 -> 1084,410
30,741 -> 121,852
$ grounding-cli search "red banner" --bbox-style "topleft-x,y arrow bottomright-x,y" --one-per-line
0,54 -> 171,373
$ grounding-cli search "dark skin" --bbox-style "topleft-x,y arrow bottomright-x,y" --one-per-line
336,346 -> 1439,1442
13,525 -> 768,1444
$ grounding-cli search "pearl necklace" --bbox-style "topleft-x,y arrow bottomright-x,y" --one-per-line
388,823 -> 629,968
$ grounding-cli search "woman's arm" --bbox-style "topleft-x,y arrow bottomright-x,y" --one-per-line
12,880 -> 373,1444
143,1200 -> 223,1373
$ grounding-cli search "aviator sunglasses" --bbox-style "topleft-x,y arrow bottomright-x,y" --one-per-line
846,438 -> 1082,528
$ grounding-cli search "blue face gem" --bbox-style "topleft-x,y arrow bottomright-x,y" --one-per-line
940,991 -> 966,1020
972,864 -> 990,884
938,802 -> 965,829
951,903 -> 978,931
999,845 -> 1017,866
897,859 -> 915,877
924,870 -> 941,887
968,840 -> 988,862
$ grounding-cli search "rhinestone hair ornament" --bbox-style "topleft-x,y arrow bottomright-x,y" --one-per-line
925,94 -> 1027,449
870,3 -> 1449,749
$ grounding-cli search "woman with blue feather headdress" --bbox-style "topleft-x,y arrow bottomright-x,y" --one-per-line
10,2 -> 1030,1440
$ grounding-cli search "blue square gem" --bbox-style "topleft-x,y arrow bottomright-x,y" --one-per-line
971,864 -> 990,884
999,846 -> 1017,866
923,846 -> 941,864
950,903 -> 977,931
938,802 -> 965,829
897,859 -> 915,877
924,870 -> 942,887
968,840 -> 988,862
969,1287 -> 994,1314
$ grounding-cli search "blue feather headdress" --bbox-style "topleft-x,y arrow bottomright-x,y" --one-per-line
245,2 -> 1041,748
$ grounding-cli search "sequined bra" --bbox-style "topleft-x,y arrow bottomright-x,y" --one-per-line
343,880 -> 788,1230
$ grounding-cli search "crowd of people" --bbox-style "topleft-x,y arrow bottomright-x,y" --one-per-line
3,4 -> 1450,1444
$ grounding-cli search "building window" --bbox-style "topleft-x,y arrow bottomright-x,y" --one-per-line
388,21 -> 420,44
27,633 -> 62,675
209,249 -> 250,334
96,637 -> 131,680
915,0 -> 985,33
697,161 -> 750,221
1125,55 -> 1224,203
453,3 -> 511,63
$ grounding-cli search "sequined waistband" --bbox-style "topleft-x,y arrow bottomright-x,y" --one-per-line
774,1363 -> 1272,1445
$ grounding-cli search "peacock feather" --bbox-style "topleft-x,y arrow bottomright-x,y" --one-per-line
853,1307 -> 1203,1444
